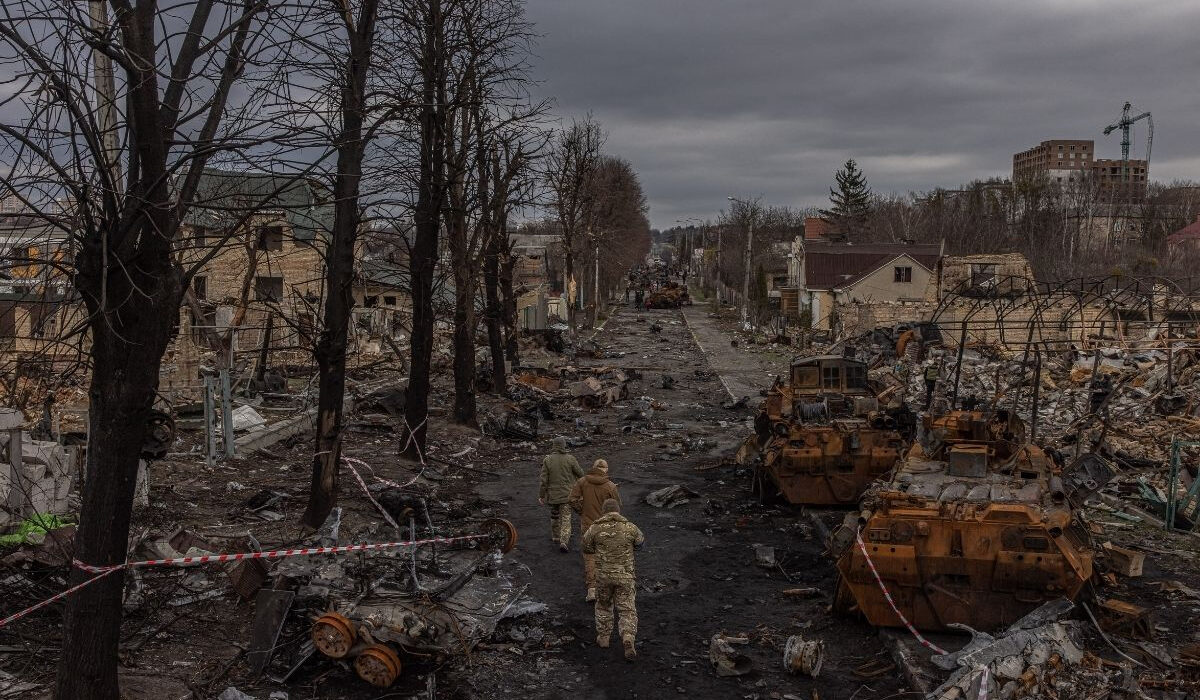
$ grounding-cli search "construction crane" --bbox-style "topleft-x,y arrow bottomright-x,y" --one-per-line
1102,101 -> 1153,178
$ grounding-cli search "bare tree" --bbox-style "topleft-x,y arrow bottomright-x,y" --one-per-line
579,155 -> 650,321
0,0 -> 311,695
401,0 -> 449,458
545,115 -> 605,334
300,0 -> 384,528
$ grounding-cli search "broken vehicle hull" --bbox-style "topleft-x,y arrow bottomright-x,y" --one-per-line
755,423 -> 903,505
833,411 -> 1101,632
743,355 -> 910,505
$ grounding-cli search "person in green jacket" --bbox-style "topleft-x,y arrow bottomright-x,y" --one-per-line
539,437 -> 583,552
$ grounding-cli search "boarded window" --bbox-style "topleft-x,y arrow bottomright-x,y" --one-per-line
894,266 -> 912,283
256,225 -> 284,251
255,276 -> 283,301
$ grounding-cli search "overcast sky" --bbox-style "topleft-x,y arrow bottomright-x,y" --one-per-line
524,0 -> 1200,229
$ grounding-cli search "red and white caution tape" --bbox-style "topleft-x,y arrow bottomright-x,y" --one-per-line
0,533 -> 485,629
854,529 -> 949,656
0,565 -> 124,628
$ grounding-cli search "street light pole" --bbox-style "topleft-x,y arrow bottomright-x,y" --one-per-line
716,225 -> 723,304
729,196 -> 759,327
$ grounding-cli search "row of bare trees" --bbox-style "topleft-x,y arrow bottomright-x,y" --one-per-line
542,117 -> 651,327
667,174 -> 1200,315
0,0 -> 646,697
847,175 -> 1200,279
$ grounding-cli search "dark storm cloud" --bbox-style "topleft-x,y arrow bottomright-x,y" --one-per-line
524,0 -> 1200,228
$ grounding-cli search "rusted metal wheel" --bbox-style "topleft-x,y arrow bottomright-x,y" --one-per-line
354,643 -> 402,687
312,612 -> 356,658
478,517 -> 519,553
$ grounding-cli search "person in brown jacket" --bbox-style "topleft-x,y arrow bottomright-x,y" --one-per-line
569,459 -> 621,601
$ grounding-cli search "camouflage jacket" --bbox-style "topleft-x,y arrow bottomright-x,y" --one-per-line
582,513 -> 645,581
539,451 -> 583,504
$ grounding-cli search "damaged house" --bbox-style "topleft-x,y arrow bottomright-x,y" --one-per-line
174,169 -> 334,378
0,203 -> 85,368
783,240 -> 942,333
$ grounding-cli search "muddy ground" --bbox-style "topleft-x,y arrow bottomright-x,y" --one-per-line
5,299 -> 1200,699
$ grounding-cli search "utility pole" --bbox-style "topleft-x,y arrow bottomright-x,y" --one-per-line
729,196 -> 759,327
88,0 -> 121,192
716,226 -> 723,303
593,240 -> 600,323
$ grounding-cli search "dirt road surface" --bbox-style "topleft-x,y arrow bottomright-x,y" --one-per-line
454,305 -> 905,699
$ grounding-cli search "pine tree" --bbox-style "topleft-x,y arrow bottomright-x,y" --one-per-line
821,158 -> 872,241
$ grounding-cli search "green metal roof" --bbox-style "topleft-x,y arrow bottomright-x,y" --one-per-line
184,169 -> 333,241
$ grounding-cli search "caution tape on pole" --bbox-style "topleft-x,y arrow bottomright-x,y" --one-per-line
854,529 -> 949,656
0,533 -> 485,629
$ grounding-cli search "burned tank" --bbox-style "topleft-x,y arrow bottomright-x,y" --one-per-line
832,409 -> 1111,632
740,355 -> 913,505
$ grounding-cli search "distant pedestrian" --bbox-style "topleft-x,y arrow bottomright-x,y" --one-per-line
569,459 -> 621,602
634,290 -> 644,310
923,361 -> 939,409
583,499 -> 644,661
539,437 -> 583,552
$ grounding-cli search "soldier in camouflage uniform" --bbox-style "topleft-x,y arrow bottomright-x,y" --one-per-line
582,499 -> 645,661
539,437 -> 583,551
569,458 -> 621,602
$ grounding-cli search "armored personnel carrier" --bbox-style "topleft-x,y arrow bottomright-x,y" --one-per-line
740,355 -> 913,505
832,409 -> 1109,631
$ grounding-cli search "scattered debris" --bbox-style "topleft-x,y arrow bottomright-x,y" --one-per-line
782,635 -> 825,677
645,484 -> 699,508
709,633 -> 753,677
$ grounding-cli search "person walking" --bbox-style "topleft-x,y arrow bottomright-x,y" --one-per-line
569,459 -> 621,602
923,361 -> 939,409
539,437 -> 583,552
582,499 -> 644,661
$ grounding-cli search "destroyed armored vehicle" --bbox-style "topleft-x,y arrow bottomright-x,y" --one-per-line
832,409 -> 1112,632
739,355 -> 913,505
308,518 -> 521,688
644,282 -> 691,309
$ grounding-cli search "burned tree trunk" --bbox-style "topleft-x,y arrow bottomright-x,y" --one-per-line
450,249 -> 477,423
58,266 -> 181,699
500,244 -> 519,366
301,0 -> 379,529
402,0 -> 445,458
483,225 -> 506,394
